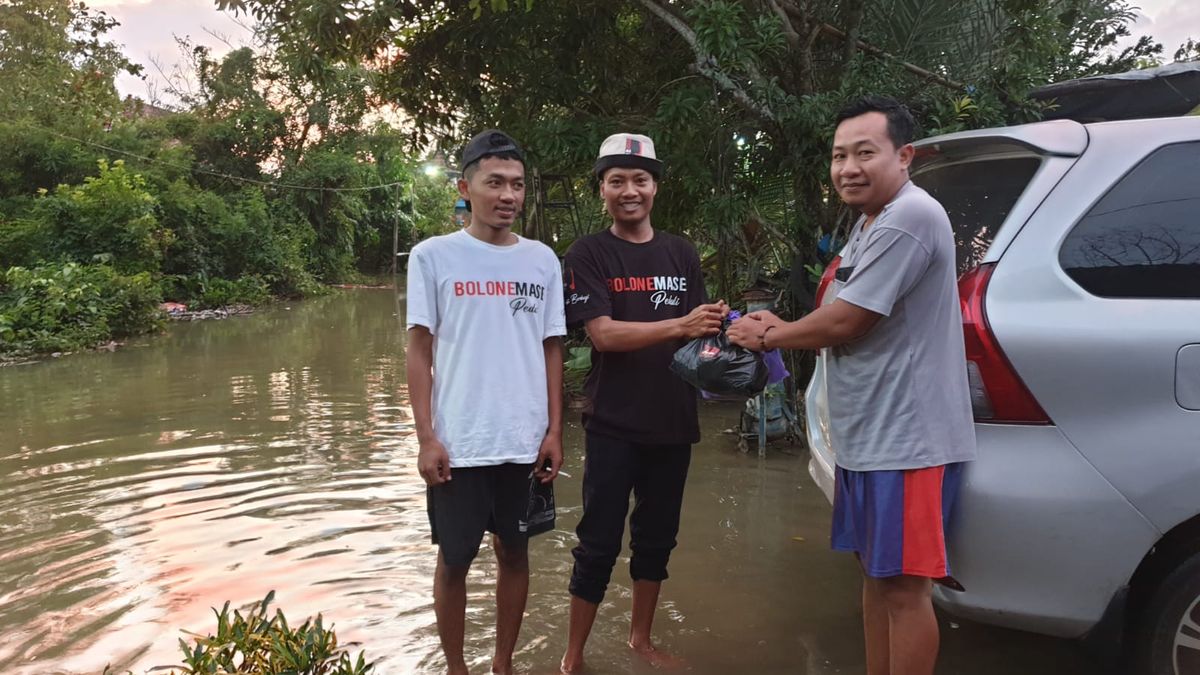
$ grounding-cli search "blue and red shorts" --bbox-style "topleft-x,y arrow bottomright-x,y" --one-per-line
831,463 -> 965,579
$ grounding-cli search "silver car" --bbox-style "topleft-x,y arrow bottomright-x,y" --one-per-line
804,116 -> 1200,674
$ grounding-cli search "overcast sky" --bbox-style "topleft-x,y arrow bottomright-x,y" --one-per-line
96,0 -> 1200,106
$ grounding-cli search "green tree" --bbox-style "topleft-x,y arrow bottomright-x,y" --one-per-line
1176,37 -> 1200,63
0,0 -> 142,129
225,0 -> 1164,304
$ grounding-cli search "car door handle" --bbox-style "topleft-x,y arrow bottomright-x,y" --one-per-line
1177,344 -> 1200,411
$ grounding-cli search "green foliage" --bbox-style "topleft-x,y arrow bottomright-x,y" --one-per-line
37,159 -> 167,274
926,95 -> 1001,136
563,344 -> 591,397
299,0 -> 1159,312
0,0 -> 141,127
565,345 -> 591,372
3,0 -> 1176,355
164,274 -> 272,309
156,182 -> 319,296
991,0 -> 1163,95
0,2 -> 452,355
0,210 -> 50,269
1176,38 -> 1200,63
0,262 -> 163,355
689,1 -> 747,64
279,148 -> 372,282
147,592 -> 374,675
0,122 -> 100,197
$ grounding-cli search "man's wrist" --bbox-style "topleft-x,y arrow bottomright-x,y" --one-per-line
669,317 -> 686,340
760,324 -> 776,350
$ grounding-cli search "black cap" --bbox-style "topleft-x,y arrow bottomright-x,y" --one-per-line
461,129 -> 525,172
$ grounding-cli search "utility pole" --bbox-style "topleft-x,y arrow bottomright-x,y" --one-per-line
391,182 -> 401,276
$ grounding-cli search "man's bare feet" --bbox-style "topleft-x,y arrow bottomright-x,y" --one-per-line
559,654 -> 585,673
628,640 -> 686,670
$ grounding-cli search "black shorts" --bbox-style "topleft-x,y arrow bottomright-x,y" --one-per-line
426,462 -> 552,567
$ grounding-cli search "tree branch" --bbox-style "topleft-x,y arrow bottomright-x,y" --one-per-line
818,22 -> 965,90
839,0 -> 867,65
766,0 -> 801,51
637,0 -> 780,125
775,0 -> 816,90
755,212 -> 801,255
778,4 -> 966,91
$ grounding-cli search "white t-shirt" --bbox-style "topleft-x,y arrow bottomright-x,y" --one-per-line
405,229 -> 567,467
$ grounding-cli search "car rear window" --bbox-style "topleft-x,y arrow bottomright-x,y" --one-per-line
912,156 -> 1042,276
1059,141 -> 1200,299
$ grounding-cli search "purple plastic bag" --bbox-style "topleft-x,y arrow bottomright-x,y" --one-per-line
731,308 -> 788,384
763,349 -> 789,384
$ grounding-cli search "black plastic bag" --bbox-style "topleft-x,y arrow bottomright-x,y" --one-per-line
670,330 -> 768,398
521,471 -> 555,537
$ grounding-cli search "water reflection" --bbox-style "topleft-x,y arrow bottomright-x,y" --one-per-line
0,289 -> 1092,674
0,290 -> 428,673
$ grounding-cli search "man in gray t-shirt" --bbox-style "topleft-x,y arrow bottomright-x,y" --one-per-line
828,178 -> 976,471
729,96 -> 975,675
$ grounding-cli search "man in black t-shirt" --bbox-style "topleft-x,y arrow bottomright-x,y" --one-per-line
559,133 -> 727,673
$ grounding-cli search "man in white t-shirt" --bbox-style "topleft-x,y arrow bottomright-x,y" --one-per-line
405,129 -> 567,675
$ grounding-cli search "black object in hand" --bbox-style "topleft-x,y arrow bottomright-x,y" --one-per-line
670,330 -> 768,398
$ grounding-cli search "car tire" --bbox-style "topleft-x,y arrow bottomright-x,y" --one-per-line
1139,552 -> 1200,675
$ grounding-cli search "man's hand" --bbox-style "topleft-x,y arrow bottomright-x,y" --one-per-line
715,299 -> 731,319
535,433 -> 563,484
677,302 -> 726,339
728,310 -> 787,351
417,439 -> 452,486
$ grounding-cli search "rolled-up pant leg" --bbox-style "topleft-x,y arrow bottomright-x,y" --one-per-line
629,443 -> 691,583
569,432 -> 636,604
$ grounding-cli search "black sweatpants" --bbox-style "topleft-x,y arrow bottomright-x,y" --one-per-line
569,431 -> 692,605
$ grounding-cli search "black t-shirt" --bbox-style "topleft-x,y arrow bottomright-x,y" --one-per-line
563,229 -> 708,445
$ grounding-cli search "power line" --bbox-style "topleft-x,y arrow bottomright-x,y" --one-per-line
40,127 -> 412,194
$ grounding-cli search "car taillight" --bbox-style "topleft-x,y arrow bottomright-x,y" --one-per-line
958,263 -> 1051,424
814,256 -> 841,307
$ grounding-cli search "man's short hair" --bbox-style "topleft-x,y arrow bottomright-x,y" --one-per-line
835,96 -> 916,149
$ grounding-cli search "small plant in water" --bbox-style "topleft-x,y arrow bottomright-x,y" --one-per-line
106,591 -> 374,674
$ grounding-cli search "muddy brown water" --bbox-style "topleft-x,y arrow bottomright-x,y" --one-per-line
0,288 -> 1095,674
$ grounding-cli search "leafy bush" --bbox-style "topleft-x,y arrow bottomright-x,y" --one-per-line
0,210 -> 51,268
141,592 -> 374,675
36,159 -> 169,275
0,262 -> 163,355
156,182 -> 320,299
280,148 -> 372,283
0,122 -> 100,199
564,344 -> 592,397
161,274 -> 265,309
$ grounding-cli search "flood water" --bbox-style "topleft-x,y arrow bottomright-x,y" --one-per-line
0,288 -> 1095,674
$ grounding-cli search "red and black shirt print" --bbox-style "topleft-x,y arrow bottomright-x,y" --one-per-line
563,230 -> 708,445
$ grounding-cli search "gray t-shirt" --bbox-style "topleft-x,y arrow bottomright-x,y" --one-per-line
826,181 -> 977,471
